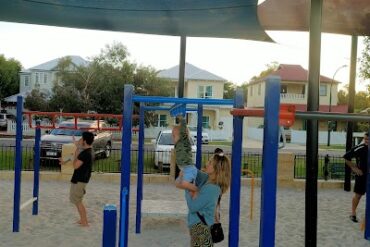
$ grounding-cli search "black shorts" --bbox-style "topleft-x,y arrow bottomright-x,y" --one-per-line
354,175 -> 366,195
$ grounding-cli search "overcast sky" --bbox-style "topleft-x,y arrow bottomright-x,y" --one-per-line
0,21 -> 368,91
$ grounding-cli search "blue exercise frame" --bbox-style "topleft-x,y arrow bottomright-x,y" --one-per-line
119,77 -> 282,247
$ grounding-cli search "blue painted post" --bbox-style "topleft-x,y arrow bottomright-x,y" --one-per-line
33,120 -> 41,215
120,188 -> 128,247
259,76 -> 280,247
119,85 -> 133,247
135,103 -> 145,233
228,89 -> 244,247
365,128 -> 370,240
102,204 -> 117,247
196,104 -> 203,169
13,96 -> 23,232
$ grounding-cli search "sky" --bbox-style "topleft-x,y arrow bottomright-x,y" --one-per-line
0,21 -> 368,92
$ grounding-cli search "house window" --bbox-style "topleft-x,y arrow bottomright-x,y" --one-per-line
320,85 -> 327,96
281,85 -> 287,93
24,76 -> 29,87
44,73 -> 48,83
198,86 -> 213,98
250,86 -> 253,96
258,84 -> 261,95
35,73 -> 39,84
202,116 -> 210,129
159,114 -> 167,127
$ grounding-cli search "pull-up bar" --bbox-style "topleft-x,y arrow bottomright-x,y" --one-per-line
23,111 -> 123,131
133,95 -> 233,105
230,104 -> 296,127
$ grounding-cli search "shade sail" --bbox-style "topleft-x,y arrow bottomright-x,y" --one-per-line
0,0 -> 272,41
258,0 -> 370,36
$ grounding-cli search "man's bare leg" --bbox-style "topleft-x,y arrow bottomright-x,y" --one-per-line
352,193 -> 362,216
76,202 -> 89,226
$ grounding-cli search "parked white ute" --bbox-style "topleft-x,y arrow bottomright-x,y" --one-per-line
153,130 -> 197,170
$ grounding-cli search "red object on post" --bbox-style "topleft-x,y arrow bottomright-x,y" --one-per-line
230,104 -> 295,127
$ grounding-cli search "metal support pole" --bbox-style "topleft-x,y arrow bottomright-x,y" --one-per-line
119,85 -> 134,247
102,204 -> 117,247
178,36 -> 186,98
13,96 -> 23,232
345,36 -> 358,192
196,104 -> 203,169
260,77 -> 280,247
135,104 -> 145,233
228,89 -> 244,247
32,120 -> 41,215
365,128 -> 370,240
306,0 -> 323,246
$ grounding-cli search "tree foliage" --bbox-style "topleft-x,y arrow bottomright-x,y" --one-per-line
249,62 -> 279,82
25,42 -> 176,126
223,82 -> 236,99
0,55 -> 22,101
360,36 -> 370,81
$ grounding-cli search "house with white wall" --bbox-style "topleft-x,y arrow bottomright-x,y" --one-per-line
19,55 -> 88,97
245,64 -> 349,144
156,63 -> 233,140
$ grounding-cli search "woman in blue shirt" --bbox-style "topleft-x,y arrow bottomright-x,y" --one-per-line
184,152 -> 231,246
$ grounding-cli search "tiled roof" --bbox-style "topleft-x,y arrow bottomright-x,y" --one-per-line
158,63 -> 226,81
26,56 -> 88,71
251,64 -> 338,84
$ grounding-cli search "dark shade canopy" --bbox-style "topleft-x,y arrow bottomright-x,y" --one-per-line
0,0 -> 271,41
258,0 -> 370,36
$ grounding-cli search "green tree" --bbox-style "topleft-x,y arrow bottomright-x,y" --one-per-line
360,36 -> 370,80
24,89 -> 49,111
249,62 -> 279,82
223,82 -> 237,99
337,89 -> 348,104
0,55 -> 22,103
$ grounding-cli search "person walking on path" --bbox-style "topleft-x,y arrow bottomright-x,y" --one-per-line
60,131 -> 94,227
184,151 -> 231,246
343,132 -> 369,223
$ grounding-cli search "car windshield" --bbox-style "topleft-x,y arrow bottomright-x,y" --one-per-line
158,132 -> 194,145
50,128 -> 83,136
158,133 -> 174,145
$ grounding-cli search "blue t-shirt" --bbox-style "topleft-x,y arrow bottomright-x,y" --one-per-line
185,183 -> 221,227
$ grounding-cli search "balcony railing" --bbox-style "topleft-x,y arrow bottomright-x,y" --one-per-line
280,93 -> 305,100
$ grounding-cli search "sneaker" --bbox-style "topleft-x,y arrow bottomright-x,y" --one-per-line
349,215 -> 358,223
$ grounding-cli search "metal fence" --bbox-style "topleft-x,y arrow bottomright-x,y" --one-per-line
294,154 -> 347,180
0,145 -> 263,177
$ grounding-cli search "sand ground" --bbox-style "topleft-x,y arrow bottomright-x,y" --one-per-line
0,178 -> 369,247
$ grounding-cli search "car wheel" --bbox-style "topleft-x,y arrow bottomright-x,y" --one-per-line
103,143 -> 112,158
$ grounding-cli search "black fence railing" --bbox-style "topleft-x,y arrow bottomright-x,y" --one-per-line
0,145 -> 264,177
294,154 -> 349,180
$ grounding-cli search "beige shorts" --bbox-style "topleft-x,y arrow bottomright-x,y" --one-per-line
70,182 -> 87,205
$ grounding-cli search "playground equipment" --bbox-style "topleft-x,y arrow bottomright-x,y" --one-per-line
115,75 -> 300,246
12,99 -> 122,232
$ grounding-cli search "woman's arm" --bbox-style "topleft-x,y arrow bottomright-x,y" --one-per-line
185,185 -> 220,212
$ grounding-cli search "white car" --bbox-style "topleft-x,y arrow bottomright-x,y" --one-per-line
153,130 -> 197,169
189,127 -> 209,144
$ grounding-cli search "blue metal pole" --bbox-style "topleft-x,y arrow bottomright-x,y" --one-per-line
259,76 -> 280,247
133,95 -> 233,105
364,128 -> 370,240
102,204 -> 117,247
13,95 -> 23,232
120,188 -> 128,247
119,85 -> 133,247
32,120 -> 41,215
228,89 -> 244,247
135,103 -> 145,234
195,104 -> 203,169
